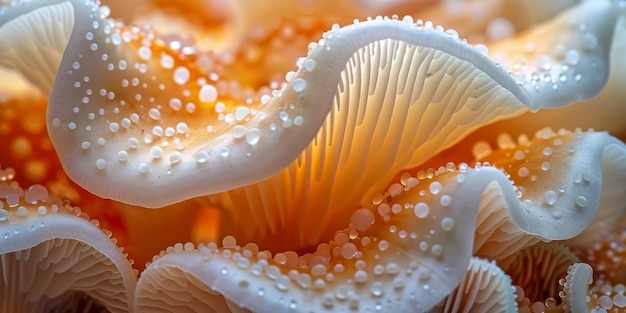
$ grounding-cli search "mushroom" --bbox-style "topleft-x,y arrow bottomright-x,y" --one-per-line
0,88 -> 140,262
1,0 -> 626,311
0,0 -> 73,95
103,0 -> 430,55
0,166 -> 137,312
563,139 -> 626,250
455,15 -> 626,143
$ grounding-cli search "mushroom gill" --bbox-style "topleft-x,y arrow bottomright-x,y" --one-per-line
0,166 -> 137,312
431,257 -> 517,313
0,0 -> 73,95
500,242 -> 580,306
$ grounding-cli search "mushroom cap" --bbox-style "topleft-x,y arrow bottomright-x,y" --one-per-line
0,168 -> 137,312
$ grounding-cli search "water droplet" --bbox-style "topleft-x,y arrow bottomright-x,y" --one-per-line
414,202 -> 430,218
440,217 -> 455,231
351,208 -> 375,231
354,270 -> 368,283
370,282 -> 384,297
275,275 -> 290,290
246,128 -> 261,145
173,66 -> 190,85
431,244 -> 443,256
518,167 -> 529,177
439,195 -> 452,207
292,78 -> 307,92
544,190 -> 557,205
0,209 -> 8,221
575,196 -> 587,208
429,182 -> 442,195
199,84 -> 218,102
96,159 -> 107,170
